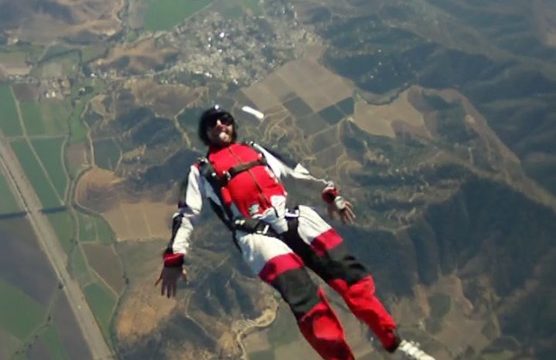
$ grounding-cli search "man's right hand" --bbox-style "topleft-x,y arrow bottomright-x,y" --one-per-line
155,266 -> 188,298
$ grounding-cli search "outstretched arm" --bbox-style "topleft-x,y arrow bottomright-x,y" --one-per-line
254,143 -> 356,224
156,165 -> 204,297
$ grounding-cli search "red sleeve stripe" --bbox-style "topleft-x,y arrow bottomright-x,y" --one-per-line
259,253 -> 304,284
163,252 -> 184,267
311,228 -> 343,257
321,188 -> 339,204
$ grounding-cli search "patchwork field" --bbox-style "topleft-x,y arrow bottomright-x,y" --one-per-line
143,0 -> 213,32
10,139 -> 62,209
242,57 -> 353,114
75,167 -> 174,242
83,243 -> 126,294
353,86 -> 430,139
0,174 -> 21,215
0,85 -> 22,137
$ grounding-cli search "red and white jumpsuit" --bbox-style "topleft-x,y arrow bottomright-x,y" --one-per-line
166,142 -> 399,359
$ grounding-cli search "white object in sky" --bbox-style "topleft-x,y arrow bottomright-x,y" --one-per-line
241,106 -> 265,121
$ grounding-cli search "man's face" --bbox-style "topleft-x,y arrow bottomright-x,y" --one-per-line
206,116 -> 234,147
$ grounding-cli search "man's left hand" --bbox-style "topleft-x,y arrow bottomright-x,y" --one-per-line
327,196 -> 356,224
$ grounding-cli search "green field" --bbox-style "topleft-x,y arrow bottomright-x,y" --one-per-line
38,49 -> 80,77
143,0 -> 213,32
97,216 -> 116,245
20,100 -> 70,136
70,247 -> 92,286
77,211 -> 97,242
214,0 -> 264,18
0,85 -> 23,136
19,102 -> 44,135
0,279 -> 45,341
76,211 -> 115,244
10,139 -> 61,209
0,174 -> 21,214
84,282 -> 116,339
65,139 -> 88,179
47,210 -> 74,254
31,137 -> 68,200
93,138 -> 120,171
81,45 -> 108,63
69,98 -> 90,144
38,325 -> 68,359
39,100 -> 71,135
0,50 -> 27,64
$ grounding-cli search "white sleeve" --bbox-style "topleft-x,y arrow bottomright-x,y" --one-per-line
170,165 -> 204,256
253,143 -> 335,191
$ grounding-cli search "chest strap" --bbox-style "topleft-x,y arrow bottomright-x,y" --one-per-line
223,157 -> 267,182
199,156 -> 267,188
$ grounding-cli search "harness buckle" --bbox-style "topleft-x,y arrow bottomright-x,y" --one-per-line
285,208 -> 300,218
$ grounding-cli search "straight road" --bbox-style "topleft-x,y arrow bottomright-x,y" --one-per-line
0,133 -> 114,359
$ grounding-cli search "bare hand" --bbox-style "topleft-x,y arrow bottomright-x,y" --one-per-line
155,266 -> 188,298
327,198 -> 356,224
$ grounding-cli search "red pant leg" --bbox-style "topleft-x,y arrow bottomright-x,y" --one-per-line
329,276 -> 398,351
257,249 -> 354,359
298,289 -> 355,360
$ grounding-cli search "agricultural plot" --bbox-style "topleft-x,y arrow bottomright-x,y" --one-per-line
31,137 -> 68,201
76,209 -> 117,245
30,325 -> 67,360
143,0 -> 213,32
20,100 -> 70,136
75,167 -> 173,242
0,51 -> 27,68
283,97 -> 313,118
84,282 -> 117,341
11,83 -> 38,102
47,210 -> 75,254
213,0 -> 264,18
295,113 -> 329,136
65,141 -> 91,179
353,87 -> 430,140
93,138 -> 121,171
36,51 -> 80,77
0,84 -> 22,136
69,98 -> 91,144
0,50 -> 31,76
10,139 -> 61,209
51,295 -> 92,359
273,58 -> 353,112
81,45 -> 108,63
69,247 -> 93,287
0,279 -> 45,344
19,102 -> 44,135
0,174 -> 21,215
318,102 -> 346,125
0,217 -> 57,305
241,57 -> 354,141
83,243 -> 126,294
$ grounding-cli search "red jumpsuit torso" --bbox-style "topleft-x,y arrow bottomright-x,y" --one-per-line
207,143 -> 286,217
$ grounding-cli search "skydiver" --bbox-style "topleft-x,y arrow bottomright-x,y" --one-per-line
156,106 -> 435,360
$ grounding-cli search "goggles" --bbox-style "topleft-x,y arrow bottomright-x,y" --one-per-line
204,105 -> 234,128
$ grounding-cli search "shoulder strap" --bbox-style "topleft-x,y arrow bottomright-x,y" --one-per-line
197,157 -> 235,228
248,141 -> 298,168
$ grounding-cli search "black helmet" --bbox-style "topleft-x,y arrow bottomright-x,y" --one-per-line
198,105 -> 237,145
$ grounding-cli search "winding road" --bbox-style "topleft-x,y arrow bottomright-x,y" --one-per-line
0,132 -> 113,359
